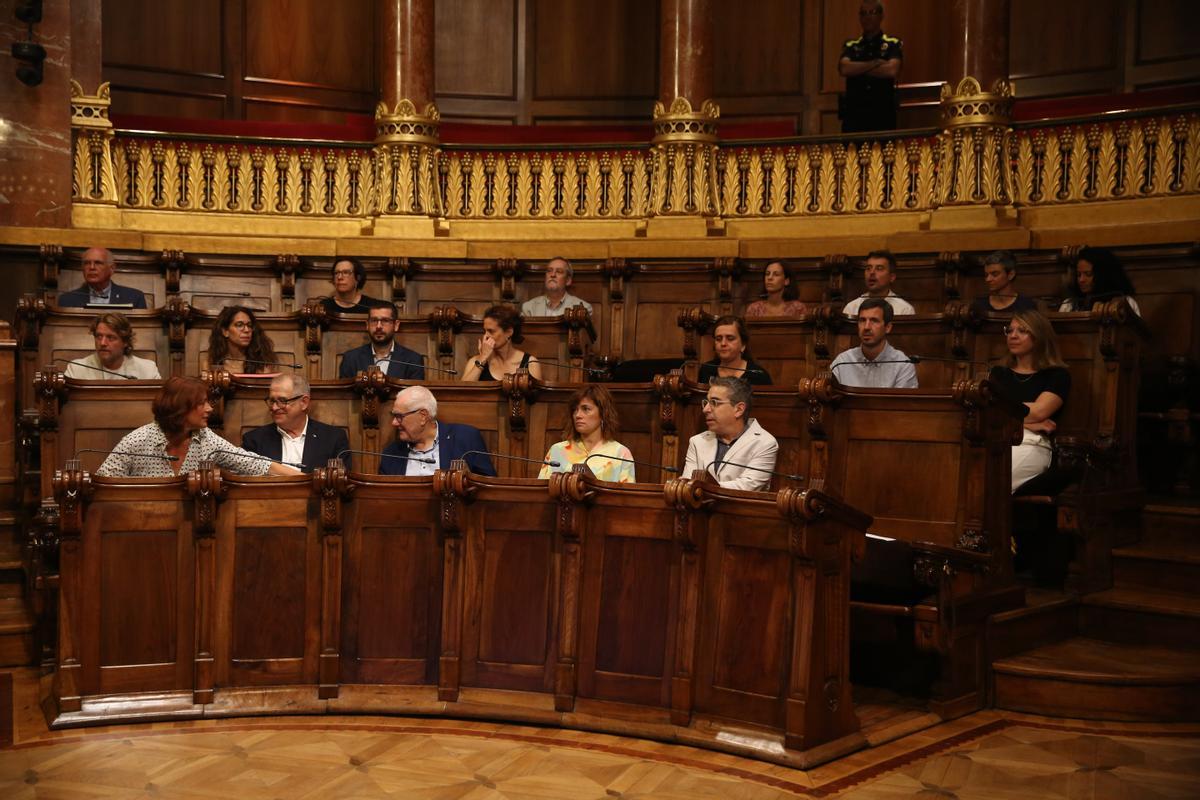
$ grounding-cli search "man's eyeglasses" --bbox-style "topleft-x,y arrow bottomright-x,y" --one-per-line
391,409 -> 423,422
701,397 -> 731,408
265,395 -> 304,408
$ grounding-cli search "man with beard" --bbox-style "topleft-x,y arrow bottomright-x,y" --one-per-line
521,257 -> 593,317
65,312 -> 161,379
338,303 -> 426,380
830,297 -> 918,388
841,250 -> 916,319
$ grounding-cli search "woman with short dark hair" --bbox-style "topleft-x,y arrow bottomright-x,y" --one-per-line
96,377 -> 300,477
321,258 -> 387,315
462,304 -> 543,381
207,306 -> 279,374
697,315 -> 772,385
538,385 -> 635,482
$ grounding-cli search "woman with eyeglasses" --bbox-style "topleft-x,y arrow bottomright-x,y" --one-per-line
990,310 -> 1071,492
96,377 -> 301,477
1059,246 -> 1140,316
321,257 -> 387,315
696,315 -> 772,385
207,305 -> 280,374
538,385 -> 635,482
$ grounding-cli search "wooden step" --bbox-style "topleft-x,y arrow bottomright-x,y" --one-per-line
1141,501 -> 1200,544
986,590 -> 1078,662
1080,586 -> 1200,648
992,637 -> 1200,721
1112,541 -> 1200,594
0,596 -> 34,667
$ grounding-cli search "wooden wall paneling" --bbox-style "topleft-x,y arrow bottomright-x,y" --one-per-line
1009,0 -> 1124,98
80,485 -> 194,697
436,0 -> 519,100
215,482 -> 320,688
625,267 -> 718,362
531,0 -> 656,101
1130,0 -> 1200,88
102,0 -> 224,74
341,479 -> 442,684
459,479 -> 559,692
575,483 -> 678,707
244,0 -> 375,90
714,0 -> 803,99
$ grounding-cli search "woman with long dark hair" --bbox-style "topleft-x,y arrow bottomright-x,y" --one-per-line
1059,247 -> 1140,316
745,260 -> 806,317
207,306 -> 279,374
97,377 -> 300,477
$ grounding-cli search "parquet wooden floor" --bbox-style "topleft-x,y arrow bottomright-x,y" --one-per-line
3,670 -> 1198,799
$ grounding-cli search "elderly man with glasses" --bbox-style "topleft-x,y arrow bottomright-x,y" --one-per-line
242,373 -> 350,472
380,385 -> 496,476
682,376 -> 778,491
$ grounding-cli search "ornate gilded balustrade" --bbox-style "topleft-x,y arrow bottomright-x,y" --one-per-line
73,104 -> 1198,222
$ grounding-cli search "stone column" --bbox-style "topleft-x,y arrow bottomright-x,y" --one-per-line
934,0 -> 1015,220
650,0 -> 721,225
374,0 -> 442,224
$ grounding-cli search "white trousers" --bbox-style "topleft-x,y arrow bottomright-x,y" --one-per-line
1012,429 -> 1053,493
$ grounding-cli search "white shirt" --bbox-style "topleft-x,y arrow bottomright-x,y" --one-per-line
276,417 -> 309,466
843,291 -> 916,319
405,422 -> 440,477
1058,295 -> 1141,316
830,341 -> 919,389
521,292 -> 593,317
65,353 -> 162,380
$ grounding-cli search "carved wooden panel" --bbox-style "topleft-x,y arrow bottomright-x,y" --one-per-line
244,0 -> 375,91
436,0 -> 518,99
1010,0 -> 1120,80
1136,0 -> 1193,64
715,0 -> 803,97
102,0 -> 223,74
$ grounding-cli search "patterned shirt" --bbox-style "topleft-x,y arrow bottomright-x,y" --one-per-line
830,341 -> 918,389
521,292 -> 593,317
97,423 -> 273,477
745,299 -> 807,318
538,439 -> 635,483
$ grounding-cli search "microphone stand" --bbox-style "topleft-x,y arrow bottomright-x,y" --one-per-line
703,458 -> 804,484
369,357 -> 458,376
582,452 -> 680,479
218,357 -> 304,371
52,358 -> 138,380
458,450 -> 559,471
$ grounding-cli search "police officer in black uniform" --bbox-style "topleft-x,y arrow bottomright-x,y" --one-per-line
838,0 -> 904,133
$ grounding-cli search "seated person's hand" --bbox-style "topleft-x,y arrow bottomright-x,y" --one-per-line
1024,419 -> 1057,434
478,335 -> 496,362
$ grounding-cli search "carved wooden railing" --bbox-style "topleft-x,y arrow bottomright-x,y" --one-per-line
71,90 -> 1199,221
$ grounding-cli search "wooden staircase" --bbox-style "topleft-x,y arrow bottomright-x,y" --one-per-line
989,502 -> 1200,721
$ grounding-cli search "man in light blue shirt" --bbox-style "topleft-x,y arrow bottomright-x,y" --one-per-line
830,297 -> 918,389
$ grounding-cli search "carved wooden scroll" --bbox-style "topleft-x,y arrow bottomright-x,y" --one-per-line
187,463 -> 225,703
40,243 -> 63,290
313,460 -> 353,698
548,470 -> 595,711
501,369 -> 536,432
199,367 -> 233,429
50,463 -> 91,712
937,251 -> 965,300
272,253 -> 303,308
491,257 -> 524,300
709,257 -> 743,313
429,305 -> 464,368
15,294 -> 47,351
432,465 -> 477,702
160,248 -> 185,296
386,256 -> 418,306
677,306 -> 717,361
820,254 -> 851,302
351,367 -> 390,430
663,476 -> 711,726
33,366 -> 67,431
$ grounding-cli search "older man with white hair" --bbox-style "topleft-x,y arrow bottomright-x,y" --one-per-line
380,385 -> 496,476
58,247 -> 149,308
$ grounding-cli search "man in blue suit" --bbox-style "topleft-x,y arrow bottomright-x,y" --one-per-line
380,385 -> 496,476
242,374 -> 351,472
338,303 -> 425,380
57,247 -> 149,309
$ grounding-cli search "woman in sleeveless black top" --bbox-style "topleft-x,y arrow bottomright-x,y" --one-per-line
462,304 -> 542,381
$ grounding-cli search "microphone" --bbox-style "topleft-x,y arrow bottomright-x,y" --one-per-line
459,450 -> 559,468
218,357 -> 304,370
73,447 -> 178,463
52,358 -> 137,380
335,448 -> 436,466
369,357 -> 458,376
905,354 -> 994,367
210,449 -> 304,470
582,453 -> 680,476
704,458 -> 804,483
683,358 -> 768,377
193,291 -> 252,299
526,357 -> 607,376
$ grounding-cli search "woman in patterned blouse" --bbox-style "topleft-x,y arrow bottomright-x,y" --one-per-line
745,260 -> 807,318
97,377 -> 302,477
538,385 -> 635,483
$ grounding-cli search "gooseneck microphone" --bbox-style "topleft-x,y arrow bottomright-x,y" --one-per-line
703,458 -> 805,483
370,357 -> 458,376
682,358 -> 768,378
582,453 -> 680,476
52,358 -> 138,380
219,357 -> 304,370
209,449 -> 304,470
73,447 -> 178,463
335,448 -> 436,466
459,450 -> 560,469
525,357 -> 607,376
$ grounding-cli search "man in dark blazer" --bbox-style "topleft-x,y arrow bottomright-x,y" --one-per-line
380,385 -> 496,476
338,303 -> 425,380
243,374 -> 351,472
57,247 -> 149,309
